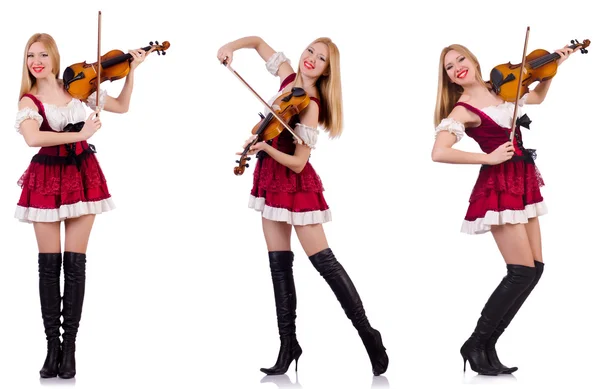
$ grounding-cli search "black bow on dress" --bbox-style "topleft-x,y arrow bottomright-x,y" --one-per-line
62,121 -> 97,170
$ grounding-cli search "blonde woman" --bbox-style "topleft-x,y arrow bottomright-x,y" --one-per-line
217,36 -> 388,376
15,33 -> 146,379
432,43 -> 574,375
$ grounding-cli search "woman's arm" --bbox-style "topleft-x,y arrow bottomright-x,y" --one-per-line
217,36 -> 294,82
431,106 -> 501,165
526,46 -> 574,105
17,98 -> 96,147
86,49 -> 147,113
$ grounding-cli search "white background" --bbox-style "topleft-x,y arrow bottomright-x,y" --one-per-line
0,1 -> 598,388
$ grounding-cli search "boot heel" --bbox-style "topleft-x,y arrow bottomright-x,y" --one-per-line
463,356 -> 467,372
295,355 -> 300,371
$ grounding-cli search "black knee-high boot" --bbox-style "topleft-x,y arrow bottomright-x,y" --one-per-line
260,251 -> 302,375
58,252 -> 86,379
308,248 -> 388,376
38,253 -> 63,378
486,260 -> 545,373
460,264 -> 536,375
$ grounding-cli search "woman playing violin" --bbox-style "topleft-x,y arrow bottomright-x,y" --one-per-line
14,33 -> 146,379
217,36 -> 388,376
431,43 -> 574,375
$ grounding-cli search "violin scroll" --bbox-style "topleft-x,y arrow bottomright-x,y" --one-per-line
148,41 -> 170,55
234,156 -> 251,176
571,39 -> 590,54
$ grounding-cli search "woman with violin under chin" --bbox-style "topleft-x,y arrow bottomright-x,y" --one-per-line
217,36 -> 388,376
431,43 -> 576,375
14,33 -> 146,379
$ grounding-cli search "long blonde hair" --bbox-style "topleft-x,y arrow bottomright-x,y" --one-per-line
19,33 -> 60,100
295,37 -> 343,138
434,44 -> 489,126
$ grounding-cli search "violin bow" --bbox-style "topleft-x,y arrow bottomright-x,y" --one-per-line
96,11 -> 102,117
221,59 -> 304,145
510,26 -> 530,142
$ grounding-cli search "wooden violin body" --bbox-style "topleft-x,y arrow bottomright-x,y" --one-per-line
234,87 -> 310,176
62,41 -> 170,100
490,39 -> 590,102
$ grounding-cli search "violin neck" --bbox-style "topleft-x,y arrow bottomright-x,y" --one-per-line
101,45 -> 154,68
528,43 -> 579,69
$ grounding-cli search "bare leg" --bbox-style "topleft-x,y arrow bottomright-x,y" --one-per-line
34,222 -> 61,253
491,223 -> 535,267
64,215 -> 95,253
262,218 -> 292,252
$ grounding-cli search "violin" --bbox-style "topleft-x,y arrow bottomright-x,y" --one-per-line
490,38 -> 590,102
62,40 -> 170,100
235,87 -> 310,176
221,59 -> 309,176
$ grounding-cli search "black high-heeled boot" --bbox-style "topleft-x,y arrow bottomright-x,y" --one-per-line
308,248 -> 388,376
486,260 -> 545,374
38,253 -> 63,378
58,252 -> 86,379
260,251 -> 302,375
460,264 -> 536,375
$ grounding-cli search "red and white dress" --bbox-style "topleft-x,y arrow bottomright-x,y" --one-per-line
435,94 -> 547,235
248,52 -> 331,225
14,92 -> 115,223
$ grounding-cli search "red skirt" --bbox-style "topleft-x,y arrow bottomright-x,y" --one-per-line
249,153 -> 331,225
15,142 -> 115,223
461,159 -> 547,234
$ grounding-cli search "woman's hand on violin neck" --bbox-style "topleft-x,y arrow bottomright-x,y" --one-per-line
556,45 -> 574,66
236,134 -> 260,155
249,140 -> 270,154
129,49 -> 147,71
217,44 -> 234,66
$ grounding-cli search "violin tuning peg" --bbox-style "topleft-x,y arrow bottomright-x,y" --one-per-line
155,40 -> 159,45
235,160 -> 240,163
245,164 -> 249,168
149,41 -> 153,46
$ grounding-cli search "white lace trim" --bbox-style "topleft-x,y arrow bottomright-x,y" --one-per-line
481,93 -> 529,129
15,198 -> 116,223
266,52 -> 290,76
294,123 -> 319,149
86,89 -> 108,110
248,195 -> 331,225
460,201 -> 547,235
15,107 -> 43,134
435,118 -> 465,142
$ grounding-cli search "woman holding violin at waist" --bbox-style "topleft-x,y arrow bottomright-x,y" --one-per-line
217,36 -> 388,376
431,42 -> 578,375
15,32 -> 147,379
